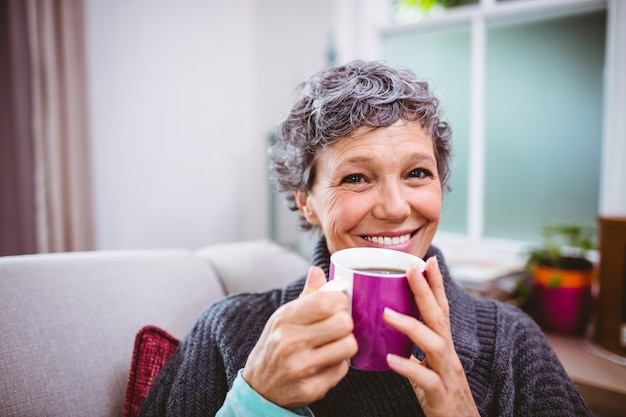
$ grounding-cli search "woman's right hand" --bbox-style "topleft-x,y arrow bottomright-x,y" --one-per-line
242,266 -> 358,410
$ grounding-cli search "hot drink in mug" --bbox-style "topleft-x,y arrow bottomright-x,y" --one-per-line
321,247 -> 425,371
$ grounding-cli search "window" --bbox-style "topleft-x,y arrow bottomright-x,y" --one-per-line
391,0 -> 479,23
483,13 -> 605,242
378,0 -> 613,252
384,23 -> 472,235
273,0 -> 625,260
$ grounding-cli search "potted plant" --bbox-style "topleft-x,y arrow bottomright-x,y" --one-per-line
525,221 -> 596,334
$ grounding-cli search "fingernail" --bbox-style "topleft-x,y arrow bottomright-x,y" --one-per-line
386,353 -> 401,367
384,307 -> 400,319
425,256 -> 439,277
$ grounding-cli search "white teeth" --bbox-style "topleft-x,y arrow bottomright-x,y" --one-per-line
366,234 -> 410,246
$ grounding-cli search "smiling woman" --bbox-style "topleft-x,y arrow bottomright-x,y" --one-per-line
138,60 -> 593,417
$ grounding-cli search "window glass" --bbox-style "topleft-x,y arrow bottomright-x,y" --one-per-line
383,25 -> 472,234
484,11 -> 606,241
391,0 -> 478,23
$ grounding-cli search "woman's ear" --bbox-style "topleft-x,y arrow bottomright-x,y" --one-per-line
294,191 -> 320,225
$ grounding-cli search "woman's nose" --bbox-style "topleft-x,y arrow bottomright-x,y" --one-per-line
372,182 -> 411,221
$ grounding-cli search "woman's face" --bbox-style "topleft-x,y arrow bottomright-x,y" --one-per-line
295,119 -> 441,259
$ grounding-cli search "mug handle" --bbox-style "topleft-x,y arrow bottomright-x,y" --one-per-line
319,279 -> 352,316
319,279 -> 350,295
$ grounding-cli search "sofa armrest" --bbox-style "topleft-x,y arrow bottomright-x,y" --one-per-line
0,249 -> 225,417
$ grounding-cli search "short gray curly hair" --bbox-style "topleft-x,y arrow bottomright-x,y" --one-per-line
269,60 -> 453,231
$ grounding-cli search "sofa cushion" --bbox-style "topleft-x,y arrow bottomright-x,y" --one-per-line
0,249 -> 224,417
124,325 -> 179,417
195,239 -> 309,294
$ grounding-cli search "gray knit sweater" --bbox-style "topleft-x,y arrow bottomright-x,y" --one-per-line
139,239 -> 592,416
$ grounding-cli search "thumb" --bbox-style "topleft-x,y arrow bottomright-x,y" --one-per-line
300,266 -> 327,296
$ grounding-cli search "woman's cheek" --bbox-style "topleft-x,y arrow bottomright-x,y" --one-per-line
420,187 -> 442,221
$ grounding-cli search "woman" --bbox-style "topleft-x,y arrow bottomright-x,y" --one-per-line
139,60 -> 591,416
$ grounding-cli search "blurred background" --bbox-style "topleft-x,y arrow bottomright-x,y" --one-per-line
1,0 -> 625,264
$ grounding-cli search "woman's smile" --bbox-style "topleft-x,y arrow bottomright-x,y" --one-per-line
362,231 -> 413,246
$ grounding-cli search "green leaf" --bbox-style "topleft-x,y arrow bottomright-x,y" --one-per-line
547,275 -> 562,289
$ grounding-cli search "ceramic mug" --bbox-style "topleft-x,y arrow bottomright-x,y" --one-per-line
321,247 -> 425,371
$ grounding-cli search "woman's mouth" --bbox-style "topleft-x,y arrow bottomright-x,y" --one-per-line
362,231 -> 417,246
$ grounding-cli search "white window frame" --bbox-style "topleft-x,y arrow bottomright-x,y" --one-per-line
332,0 -> 626,265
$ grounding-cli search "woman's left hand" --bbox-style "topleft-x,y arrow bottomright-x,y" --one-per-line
383,256 -> 480,417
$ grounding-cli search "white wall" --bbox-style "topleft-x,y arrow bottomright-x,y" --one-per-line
85,0 -> 332,250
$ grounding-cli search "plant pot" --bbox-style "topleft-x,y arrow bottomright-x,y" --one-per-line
532,262 -> 593,335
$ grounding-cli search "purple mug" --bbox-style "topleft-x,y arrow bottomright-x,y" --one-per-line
322,247 -> 425,371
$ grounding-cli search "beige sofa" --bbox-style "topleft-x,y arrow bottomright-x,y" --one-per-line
0,239 -> 309,417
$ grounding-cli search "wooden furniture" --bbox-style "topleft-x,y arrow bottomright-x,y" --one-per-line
545,332 -> 626,417
594,216 -> 626,358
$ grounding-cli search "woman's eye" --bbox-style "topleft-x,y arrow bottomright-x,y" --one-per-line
408,168 -> 433,179
341,174 -> 364,184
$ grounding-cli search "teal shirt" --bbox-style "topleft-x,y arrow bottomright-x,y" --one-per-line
216,370 -> 314,417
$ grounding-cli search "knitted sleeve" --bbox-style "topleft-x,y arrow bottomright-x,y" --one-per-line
137,305 -> 229,417
138,289 -> 285,417
490,303 -> 593,416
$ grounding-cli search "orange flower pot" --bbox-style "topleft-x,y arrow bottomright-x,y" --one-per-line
532,264 -> 593,334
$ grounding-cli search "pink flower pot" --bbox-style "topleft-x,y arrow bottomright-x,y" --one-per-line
533,283 -> 592,334
532,264 -> 593,334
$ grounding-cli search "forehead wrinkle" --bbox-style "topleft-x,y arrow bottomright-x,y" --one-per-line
318,121 -> 435,177
343,148 -> 433,168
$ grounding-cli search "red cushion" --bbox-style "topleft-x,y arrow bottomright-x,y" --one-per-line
124,325 -> 180,417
